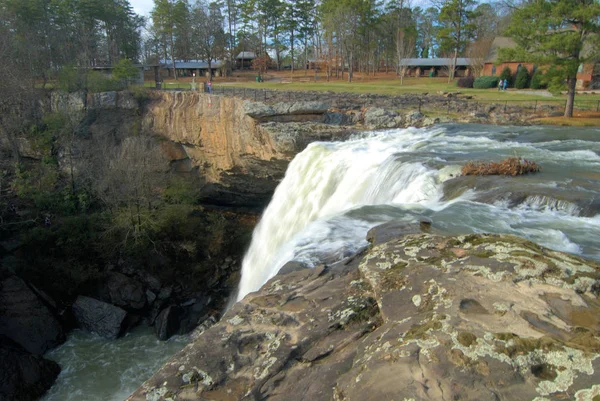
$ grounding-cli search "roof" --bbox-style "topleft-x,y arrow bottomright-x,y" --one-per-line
160,60 -> 224,69
401,58 -> 471,67
236,52 -> 256,60
484,37 -> 517,63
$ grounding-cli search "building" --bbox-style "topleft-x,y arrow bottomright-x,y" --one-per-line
159,60 -> 225,78
401,58 -> 471,77
483,36 -> 599,89
235,52 -> 256,69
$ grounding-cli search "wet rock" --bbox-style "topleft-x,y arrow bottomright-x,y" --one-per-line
154,296 -> 211,341
127,233 -> 600,401
105,272 -> 146,310
278,261 -> 310,275
0,276 -> 65,355
154,306 -> 182,341
0,336 -> 60,401
71,296 -> 128,339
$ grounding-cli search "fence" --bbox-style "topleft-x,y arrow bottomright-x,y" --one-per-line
151,83 -> 600,117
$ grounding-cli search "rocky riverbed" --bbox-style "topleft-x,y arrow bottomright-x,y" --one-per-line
127,227 -> 600,401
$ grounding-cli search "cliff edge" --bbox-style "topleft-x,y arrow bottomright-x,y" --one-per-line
126,229 -> 600,401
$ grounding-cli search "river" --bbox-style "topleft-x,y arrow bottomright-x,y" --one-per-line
41,123 -> 600,400
238,123 -> 600,300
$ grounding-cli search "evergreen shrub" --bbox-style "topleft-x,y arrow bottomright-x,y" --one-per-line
515,66 -> 530,89
473,76 -> 500,89
499,66 -> 512,86
530,70 -> 546,89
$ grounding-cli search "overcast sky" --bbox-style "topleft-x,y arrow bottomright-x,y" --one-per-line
130,0 -> 154,17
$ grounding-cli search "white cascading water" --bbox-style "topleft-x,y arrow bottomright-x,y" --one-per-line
236,128 -> 459,300
237,125 -> 600,301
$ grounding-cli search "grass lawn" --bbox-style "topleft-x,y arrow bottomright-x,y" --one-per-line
152,71 -> 599,108
533,111 -> 600,126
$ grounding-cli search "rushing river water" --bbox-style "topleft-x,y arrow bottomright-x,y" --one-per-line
237,123 -> 600,300
40,327 -> 188,401
41,124 -> 600,400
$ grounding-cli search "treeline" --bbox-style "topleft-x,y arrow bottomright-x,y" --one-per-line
145,0 -> 512,80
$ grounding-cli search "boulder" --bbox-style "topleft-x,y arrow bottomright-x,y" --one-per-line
105,272 -> 146,310
127,233 -> 600,401
404,110 -> 424,126
364,107 -> 400,129
154,306 -> 183,341
0,276 -> 65,355
71,296 -> 128,339
0,336 -> 60,401
154,296 -> 211,341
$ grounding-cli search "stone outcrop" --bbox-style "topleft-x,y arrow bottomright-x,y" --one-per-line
0,276 -> 65,355
127,231 -> 600,401
71,296 -> 129,339
104,272 -> 146,310
0,336 -> 60,401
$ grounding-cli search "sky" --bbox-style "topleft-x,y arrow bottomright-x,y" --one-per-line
130,0 -> 154,17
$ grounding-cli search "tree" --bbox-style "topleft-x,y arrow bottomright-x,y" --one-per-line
501,0 -> 600,117
113,58 -> 140,86
152,0 -> 190,79
499,66 -> 512,86
467,38 -> 493,77
415,7 -> 438,58
436,0 -> 477,80
515,66 -> 530,89
190,0 -> 226,81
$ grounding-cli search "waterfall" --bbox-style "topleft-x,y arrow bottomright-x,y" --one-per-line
236,125 -> 600,302
236,128 -> 450,301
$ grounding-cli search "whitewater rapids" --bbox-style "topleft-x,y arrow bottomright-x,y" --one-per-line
237,124 -> 600,301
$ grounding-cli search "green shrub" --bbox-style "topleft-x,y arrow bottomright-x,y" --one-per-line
515,66 -> 530,89
499,66 -> 512,87
473,76 -> 500,89
112,58 -> 139,86
530,70 -> 546,89
86,71 -> 122,92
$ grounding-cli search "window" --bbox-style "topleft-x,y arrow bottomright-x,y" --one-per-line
492,65 -> 497,75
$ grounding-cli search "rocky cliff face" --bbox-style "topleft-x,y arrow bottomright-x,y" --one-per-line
126,229 -> 600,401
141,92 -> 360,208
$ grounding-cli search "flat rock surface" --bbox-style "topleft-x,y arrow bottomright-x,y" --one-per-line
128,232 -> 600,401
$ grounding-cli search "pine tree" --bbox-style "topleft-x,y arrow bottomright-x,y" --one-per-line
501,0 -> 600,117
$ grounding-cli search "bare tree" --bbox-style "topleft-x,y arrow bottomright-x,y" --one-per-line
467,38 -> 493,77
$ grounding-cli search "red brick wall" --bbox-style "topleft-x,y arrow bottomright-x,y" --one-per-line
483,62 -> 536,76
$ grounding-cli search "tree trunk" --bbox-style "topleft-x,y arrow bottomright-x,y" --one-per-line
291,31 -> 295,74
564,76 -> 576,118
208,59 -> 213,81
348,51 -> 353,82
170,32 -> 178,80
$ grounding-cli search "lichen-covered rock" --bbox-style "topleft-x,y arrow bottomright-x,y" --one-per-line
127,232 -> 600,401
364,107 -> 401,129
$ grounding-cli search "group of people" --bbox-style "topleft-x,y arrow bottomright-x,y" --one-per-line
498,79 -> 508,91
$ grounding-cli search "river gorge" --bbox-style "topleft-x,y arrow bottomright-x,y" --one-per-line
2,91 -> 600,401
